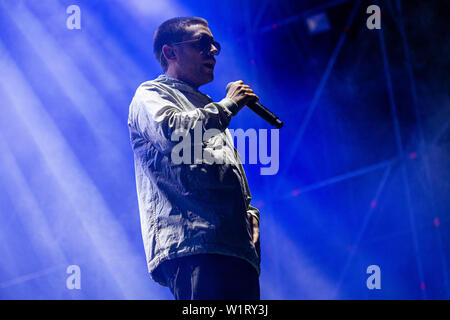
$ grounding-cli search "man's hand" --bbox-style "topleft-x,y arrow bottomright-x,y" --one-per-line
247,212 -> 260,258
226,80 -> 259,110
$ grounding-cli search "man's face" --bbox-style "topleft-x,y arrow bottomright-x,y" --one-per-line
172,24 -> 218,88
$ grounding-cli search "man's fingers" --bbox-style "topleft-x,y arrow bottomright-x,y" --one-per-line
253,228 -> 259,244
226,81 -> 257,110
247,214 -> 259,245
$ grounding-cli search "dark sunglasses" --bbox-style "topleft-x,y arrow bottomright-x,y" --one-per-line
172,34 -> 221,55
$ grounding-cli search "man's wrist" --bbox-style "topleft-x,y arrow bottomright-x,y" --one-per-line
219,97 -> 240,116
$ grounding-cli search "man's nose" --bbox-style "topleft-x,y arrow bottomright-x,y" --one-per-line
210,44 -> 219,55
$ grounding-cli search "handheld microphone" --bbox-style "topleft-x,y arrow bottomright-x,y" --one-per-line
226,82 -> 283,129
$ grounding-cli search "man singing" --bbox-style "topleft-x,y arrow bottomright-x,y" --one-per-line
128,17 -> 261,300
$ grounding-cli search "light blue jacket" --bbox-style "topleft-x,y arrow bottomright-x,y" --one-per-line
128,74 -> 260,286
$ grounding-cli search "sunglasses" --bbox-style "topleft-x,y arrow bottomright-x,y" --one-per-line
172,34 -> 221,55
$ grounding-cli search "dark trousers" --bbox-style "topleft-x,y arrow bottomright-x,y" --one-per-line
159,253 -> 260,300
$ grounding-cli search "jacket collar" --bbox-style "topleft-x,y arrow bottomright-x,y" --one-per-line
157,74 -> 197,92
156,74 -> 212,102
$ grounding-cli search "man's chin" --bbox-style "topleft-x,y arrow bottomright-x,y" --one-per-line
198,74 -> 214,87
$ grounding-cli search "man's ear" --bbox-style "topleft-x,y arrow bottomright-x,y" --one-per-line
162,44 -> 176,61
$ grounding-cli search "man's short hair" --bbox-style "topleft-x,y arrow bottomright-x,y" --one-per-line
153,17 -> 208,72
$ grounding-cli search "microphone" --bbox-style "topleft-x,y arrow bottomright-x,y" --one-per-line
226,82 -> 283,129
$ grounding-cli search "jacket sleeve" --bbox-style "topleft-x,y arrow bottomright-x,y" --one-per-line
129,83 -> 239,154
